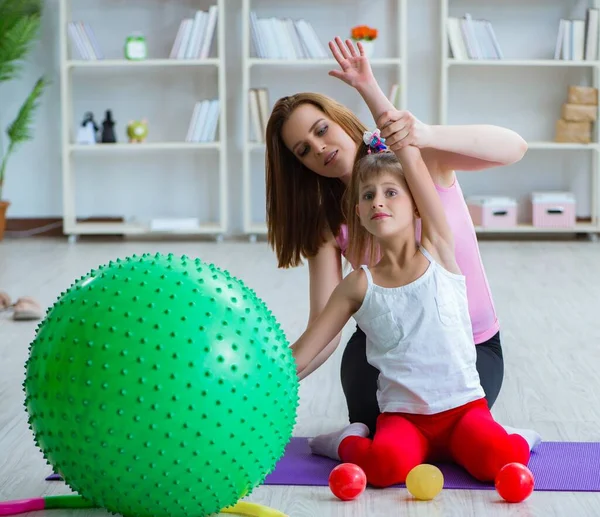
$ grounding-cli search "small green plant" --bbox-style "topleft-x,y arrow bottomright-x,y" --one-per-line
0,0 -> 49,200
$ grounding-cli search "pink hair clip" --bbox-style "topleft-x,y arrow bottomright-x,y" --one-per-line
363,129 -> 387,152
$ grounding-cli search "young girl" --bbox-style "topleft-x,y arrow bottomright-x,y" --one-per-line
290,41 -> 531,487
292,135 -> 530,487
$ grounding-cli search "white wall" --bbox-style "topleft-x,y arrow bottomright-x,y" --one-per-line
0,0 -> 595,232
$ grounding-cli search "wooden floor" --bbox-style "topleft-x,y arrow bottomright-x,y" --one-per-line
1,237 -> 599,517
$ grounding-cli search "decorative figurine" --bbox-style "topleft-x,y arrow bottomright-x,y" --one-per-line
125,32 -> 147,60
76,111 -> 99,145
101,110 -> 117,143
126,119 -> 148,143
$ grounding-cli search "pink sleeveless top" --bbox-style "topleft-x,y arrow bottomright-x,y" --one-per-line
336,178 -> 499,345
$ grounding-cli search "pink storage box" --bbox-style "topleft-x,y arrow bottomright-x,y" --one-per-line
466,196 -> 518,228
531,192 -> 576,228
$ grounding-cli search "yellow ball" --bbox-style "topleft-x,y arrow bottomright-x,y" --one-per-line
405,464 -> 444,501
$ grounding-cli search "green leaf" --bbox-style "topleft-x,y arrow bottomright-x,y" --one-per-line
6,76 -> 48,146
0,0 -> 44,200
0,0 -> 41,23
0,0 -> 41,44
0,14 -> 41,82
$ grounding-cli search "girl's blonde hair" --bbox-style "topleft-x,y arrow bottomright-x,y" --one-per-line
265,93 -> 366,268
344,148 -> 406,267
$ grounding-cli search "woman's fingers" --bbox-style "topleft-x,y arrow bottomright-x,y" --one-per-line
380,119 -> 405,139
385,123 -> 414,148
389,140 -> 409,152
376,110 -> 404,131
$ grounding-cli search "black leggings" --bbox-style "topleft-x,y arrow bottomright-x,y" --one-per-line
340,327 -> 504,436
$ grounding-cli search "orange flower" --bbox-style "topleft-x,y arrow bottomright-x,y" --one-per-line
350,25 -> 378,41
351,25 -> 365,39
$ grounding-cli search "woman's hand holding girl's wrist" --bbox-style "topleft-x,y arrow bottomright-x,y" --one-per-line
377,110 -> 434,150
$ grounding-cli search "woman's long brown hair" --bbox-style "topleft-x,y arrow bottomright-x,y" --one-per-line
266,93 -> 366,268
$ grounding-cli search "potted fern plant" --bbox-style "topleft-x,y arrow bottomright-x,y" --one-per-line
0,0 -> 48,240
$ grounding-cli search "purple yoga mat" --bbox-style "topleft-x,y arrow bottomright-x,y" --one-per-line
47,438 -> 600,492
263,438 -> 600,492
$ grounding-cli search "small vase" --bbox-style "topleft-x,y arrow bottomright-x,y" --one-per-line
359,40 -> 376,58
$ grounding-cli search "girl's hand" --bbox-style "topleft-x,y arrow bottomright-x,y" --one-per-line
377,109 -> 434,151
328,36 -> 376,91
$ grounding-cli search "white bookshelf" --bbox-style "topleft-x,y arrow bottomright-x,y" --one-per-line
440,0 -> 600,237
474,222 -> 599,234
240,0 -> 408,240
59,0 -> 228,242
69,142 -> 221,152
66,59 -> 220,68
448,59 -> 600,67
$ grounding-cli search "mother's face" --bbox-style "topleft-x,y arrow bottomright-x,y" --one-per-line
281,103 -> 357,181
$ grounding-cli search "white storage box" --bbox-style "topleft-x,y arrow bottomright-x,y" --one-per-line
466,196 -> 518,228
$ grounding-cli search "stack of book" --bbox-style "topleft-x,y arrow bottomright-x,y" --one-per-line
185,99 -> 220,143
554,8 -> 599,61
447,14 -> 503,60
68,21 -> 104,60
170,5 -> 218,59
250,12 -> 328,59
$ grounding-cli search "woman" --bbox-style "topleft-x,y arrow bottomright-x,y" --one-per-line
265,37 -> 528,438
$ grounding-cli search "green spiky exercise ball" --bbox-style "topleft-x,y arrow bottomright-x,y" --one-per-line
23,253 -> 299,517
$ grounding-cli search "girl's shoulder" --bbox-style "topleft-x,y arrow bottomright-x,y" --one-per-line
339,267 -> 369,307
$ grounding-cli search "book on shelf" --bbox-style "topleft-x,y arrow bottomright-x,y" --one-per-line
185,99 -> 220,142
447,14 -> 503,60
248,88 -> 270,143
554,9 -> 598,61
170,5 -> 218,59
68,21 -> 104,60
250,12 -> 328,59
388,83 -> 401,108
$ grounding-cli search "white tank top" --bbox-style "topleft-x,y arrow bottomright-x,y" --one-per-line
353,246 -> 485,415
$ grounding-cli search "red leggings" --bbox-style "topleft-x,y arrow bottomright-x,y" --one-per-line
338,398 -> 530,488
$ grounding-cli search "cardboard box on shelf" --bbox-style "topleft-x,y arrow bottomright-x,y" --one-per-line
567,86 -> 598,106
554,119 -> 592,143
561,103 -> 598,122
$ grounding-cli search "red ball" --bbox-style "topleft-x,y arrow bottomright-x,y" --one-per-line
328,463 -> 367,501
495,463 -> 535,503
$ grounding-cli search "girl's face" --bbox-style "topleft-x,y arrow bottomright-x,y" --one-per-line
281,103 -> 357,182
356,171 -> 417,239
